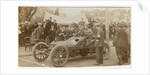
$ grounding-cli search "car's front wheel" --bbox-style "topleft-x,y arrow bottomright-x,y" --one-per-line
50,46 -> 69,67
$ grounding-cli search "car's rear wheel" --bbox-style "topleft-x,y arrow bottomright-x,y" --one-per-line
50,46 -> 69,67
103,44 -> 110,60
32,42 -> 49,62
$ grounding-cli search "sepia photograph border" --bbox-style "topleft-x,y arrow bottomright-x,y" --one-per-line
18,6 -> 131,67
1,0 -> 150,75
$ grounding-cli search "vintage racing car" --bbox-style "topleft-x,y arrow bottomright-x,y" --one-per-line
32,36 -> 110,67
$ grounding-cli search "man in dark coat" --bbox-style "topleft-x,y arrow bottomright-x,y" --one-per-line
49,21 -> 57,42
125,25 -> 130,63
45,17 -> 52,35
44,17 -> 52,44
94,24 -> 105,65
49,20 -> 58,42
113,25 -> 128,65
53,20 -> 58,31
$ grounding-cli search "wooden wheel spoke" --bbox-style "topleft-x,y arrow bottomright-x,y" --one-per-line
61,51 -> 66,56
58,57 -> 64,64
53,58 -> 59,64
36,53 -> 46,59
55,58 -> 63,65
60,57 -> 65,62
58,49 -> 64,55
53,55 -> 66,65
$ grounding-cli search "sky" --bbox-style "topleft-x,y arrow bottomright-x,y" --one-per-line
49,7 -> 107,16
49,7 -> 130,16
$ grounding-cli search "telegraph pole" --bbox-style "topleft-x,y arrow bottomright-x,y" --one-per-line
105,8 -> 109,43
105,8 -> 111,57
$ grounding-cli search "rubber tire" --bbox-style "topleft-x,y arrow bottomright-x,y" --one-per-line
32,42 -> 49,62
103,44 -> 110,60
50,46 -> 69,67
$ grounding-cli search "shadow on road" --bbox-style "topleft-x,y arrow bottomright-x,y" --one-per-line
68,55 -> 96,62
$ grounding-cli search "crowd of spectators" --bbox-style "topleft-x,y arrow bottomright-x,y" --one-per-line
19,16 -> 130,65
19,17 -> 130,46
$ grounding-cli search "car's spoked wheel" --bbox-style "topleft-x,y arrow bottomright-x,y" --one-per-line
33,42 -> 49,62
50,46 -> 69,67
103,44 -> 110,60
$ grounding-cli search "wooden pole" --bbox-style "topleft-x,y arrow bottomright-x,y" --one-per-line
105,8 -> 111,57
105,8 -> 109,42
